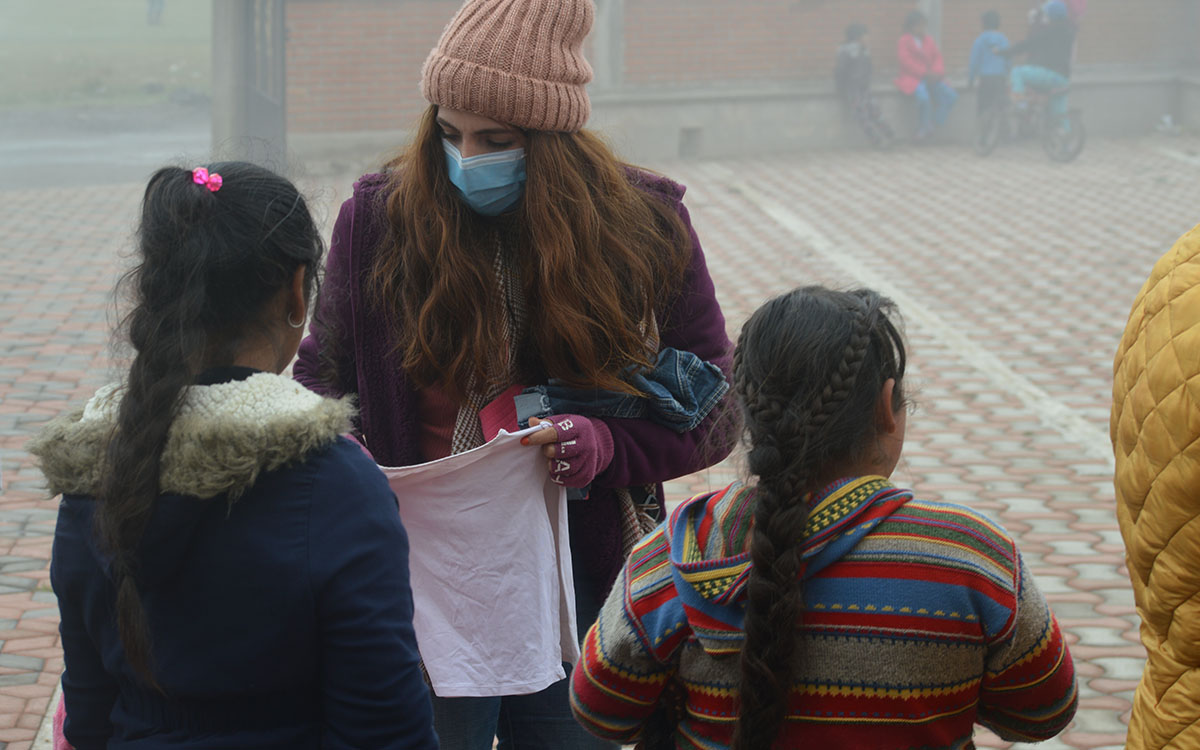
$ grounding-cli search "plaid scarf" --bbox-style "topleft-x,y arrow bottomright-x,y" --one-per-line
450,233 -> 527,455
449,234 -> 661,557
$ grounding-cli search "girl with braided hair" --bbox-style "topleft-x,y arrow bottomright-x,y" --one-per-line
571,286 -> 1078,749
31,163 -> 436,748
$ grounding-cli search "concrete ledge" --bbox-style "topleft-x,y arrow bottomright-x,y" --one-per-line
1175,72 -> 1200,132
31,681 -> 61,750
289,67 -> 1199,165
287,130 -> 407,177
589,67 -> 1188,161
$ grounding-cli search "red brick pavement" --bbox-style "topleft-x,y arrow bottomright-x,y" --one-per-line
4,137 -> 1200,748
659,138 -> 1200,749
1,183 -> 144,750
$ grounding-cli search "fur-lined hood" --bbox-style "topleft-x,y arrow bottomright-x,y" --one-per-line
29,373 -> 355,501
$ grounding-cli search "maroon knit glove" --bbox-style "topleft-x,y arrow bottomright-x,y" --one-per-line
543,415 -> 614,489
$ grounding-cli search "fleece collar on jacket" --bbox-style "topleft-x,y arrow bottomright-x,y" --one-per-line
29,373 -> 355,501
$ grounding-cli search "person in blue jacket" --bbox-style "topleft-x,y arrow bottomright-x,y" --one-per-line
969,10 -> 1011,117
30,162 -> 438,750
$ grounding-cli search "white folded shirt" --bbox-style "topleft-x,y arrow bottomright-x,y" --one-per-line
379,426 -> 578,697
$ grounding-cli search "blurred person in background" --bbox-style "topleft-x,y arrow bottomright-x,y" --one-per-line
895,11 -> 957,141
1112,226 -> 1200,750
969,11 -> 1010,118
293,0 -> 736,747
1044,0 -> 1085,65
1064,0 -> 1087,23
835,23 -> 895,149
32,163 -> 436,750
146,0 -> 164,26
1004,0 -> 1076,124
1030,0 -> 1086,26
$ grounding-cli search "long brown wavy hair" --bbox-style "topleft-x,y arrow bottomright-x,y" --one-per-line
369,106 -> 693,402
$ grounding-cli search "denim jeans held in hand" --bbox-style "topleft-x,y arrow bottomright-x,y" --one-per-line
516,347 -> 728,433
514,347 -> 729,501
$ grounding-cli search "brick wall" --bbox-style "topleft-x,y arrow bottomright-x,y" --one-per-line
622,0 -> 912,86
286,0 -> 458,134
285,0 -> 1199,134
624,0 -> 1197,86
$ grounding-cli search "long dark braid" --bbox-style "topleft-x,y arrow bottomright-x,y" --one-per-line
731,287 -> 906,750
95,163 -> 324,687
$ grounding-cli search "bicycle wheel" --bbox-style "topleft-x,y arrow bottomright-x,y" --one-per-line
1042,110 -> 1086,163
1013,107 -> 1036,140
975,106 -> 1004,156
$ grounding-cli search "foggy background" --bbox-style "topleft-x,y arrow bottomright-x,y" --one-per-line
3,2 -> 1200,748
1,1 -> 211,188
3,0 -> 1198,188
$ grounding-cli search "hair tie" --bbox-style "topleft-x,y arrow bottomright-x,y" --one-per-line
192,167 -> 223,192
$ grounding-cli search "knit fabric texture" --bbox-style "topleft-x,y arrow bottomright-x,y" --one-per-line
421,0 -> 594,132
570,477 -> 1079,749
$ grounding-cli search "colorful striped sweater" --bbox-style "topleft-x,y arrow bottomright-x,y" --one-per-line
570,477 -> 1077,749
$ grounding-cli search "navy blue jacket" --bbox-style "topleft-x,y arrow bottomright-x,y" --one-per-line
43,373 -> 438,749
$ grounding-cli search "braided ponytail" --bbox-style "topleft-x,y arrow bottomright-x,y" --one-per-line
95,163 -> 324,687
731,287 -> 906,750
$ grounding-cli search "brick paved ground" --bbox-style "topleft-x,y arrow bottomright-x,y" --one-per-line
3,136 -> 1200,748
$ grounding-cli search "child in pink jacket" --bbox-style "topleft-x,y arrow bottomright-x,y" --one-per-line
895,11 -> 958,139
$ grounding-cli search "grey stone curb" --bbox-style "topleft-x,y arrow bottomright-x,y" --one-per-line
32,679 -> 61,749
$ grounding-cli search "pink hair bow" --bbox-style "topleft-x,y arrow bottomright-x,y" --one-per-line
192,167 -> 223,192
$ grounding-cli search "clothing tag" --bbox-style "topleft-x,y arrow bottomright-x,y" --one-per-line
478,384 -> 525,442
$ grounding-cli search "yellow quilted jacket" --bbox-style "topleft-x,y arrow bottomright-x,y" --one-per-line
1112,224 -> 1200,750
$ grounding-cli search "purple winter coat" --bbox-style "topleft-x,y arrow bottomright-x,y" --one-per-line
294,170 -> 735,592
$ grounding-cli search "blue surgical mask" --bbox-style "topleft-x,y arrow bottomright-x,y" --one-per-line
443,140 -> 527,217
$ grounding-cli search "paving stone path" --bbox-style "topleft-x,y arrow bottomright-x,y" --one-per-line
4,137 -> 1200,748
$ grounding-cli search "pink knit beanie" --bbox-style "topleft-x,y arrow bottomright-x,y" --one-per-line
421,0 -> 594,133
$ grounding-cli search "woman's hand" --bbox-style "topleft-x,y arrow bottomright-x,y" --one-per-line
521,415 -> 614,489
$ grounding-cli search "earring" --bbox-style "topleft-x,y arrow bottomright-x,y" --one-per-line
287,313 -> 305,329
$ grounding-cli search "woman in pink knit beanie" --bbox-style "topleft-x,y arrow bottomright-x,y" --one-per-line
294,1 -> 735,748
